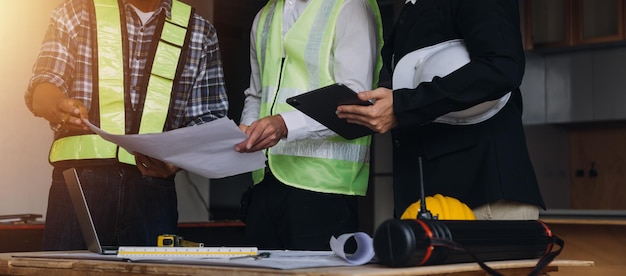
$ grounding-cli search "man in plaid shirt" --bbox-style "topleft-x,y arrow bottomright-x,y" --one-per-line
25,0 -> 228,250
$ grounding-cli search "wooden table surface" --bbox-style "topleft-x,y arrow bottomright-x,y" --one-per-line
0,252 -> 593,276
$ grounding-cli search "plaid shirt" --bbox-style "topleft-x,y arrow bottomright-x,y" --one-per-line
25,0 -> 228,131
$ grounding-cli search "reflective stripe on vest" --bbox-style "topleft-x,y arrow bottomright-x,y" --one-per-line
252,0 -> 383,196
49,0 -> 192,166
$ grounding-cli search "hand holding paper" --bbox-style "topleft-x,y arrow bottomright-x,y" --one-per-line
84,118 -> 266,179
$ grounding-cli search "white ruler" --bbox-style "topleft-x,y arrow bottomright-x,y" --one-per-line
117,246 -> 258,259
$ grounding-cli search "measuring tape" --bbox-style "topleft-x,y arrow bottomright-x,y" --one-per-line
117,246 -> 259,259
157,234 -> 204,247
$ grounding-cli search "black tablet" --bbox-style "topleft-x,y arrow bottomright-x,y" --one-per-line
286,83 -> 374,140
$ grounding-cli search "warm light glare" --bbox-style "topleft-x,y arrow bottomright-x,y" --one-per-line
0,1 -> 60,55
0,1 -> 65,220
0,1 -> 62,99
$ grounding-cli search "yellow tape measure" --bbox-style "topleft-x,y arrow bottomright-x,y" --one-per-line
157,234 -> 204,247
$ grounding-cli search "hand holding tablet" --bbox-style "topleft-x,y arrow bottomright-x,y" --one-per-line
287,83 -> 374,140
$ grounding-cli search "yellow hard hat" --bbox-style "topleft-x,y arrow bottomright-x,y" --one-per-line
401,194 -> 476,220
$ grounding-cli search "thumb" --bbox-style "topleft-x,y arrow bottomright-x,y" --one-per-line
357,90 -> 373,101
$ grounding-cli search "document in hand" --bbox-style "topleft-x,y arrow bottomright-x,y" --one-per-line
84,118 -> 266,179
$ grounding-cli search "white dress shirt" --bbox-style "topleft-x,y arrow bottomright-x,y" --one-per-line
240,0 -> 379,141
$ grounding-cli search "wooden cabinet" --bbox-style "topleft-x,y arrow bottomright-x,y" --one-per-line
569,124 -> 626,210
575,0 -> 624,45
524,0 -> 574,49
523,0 -> 625,49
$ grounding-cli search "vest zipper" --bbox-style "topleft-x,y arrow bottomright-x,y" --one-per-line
269,58 -> 286,116
265,58 -> 286,173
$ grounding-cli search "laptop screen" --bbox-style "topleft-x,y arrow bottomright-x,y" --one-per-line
63,168 -> 118,255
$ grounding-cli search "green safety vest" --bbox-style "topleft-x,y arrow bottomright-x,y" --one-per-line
252,0 -> 383,196
49,0 -> 192,167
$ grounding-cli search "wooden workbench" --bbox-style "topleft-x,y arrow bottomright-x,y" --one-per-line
539,216 -> 626,276
0,252 -> 592,276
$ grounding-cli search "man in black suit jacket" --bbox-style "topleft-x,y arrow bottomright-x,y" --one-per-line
337,0 -> 545,219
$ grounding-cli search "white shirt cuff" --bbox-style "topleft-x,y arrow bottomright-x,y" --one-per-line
280,110 -> 309,141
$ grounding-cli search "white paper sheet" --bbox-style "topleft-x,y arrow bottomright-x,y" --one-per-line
84,118 -> 266,179
330,232 -> 375,265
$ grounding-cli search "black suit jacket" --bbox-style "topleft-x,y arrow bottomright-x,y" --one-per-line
386,0 -> 545,218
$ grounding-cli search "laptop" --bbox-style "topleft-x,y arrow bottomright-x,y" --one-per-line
63,168 -> 119,255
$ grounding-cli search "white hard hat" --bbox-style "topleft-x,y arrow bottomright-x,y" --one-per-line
392,39 -> 510,125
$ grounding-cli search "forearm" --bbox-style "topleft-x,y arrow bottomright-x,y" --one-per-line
30,83 -> 68,120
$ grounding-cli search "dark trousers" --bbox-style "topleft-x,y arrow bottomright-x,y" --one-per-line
243,172 -> 359,251
42,165 -> 178,251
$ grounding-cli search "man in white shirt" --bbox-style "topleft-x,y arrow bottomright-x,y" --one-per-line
234,0 -> 383,250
